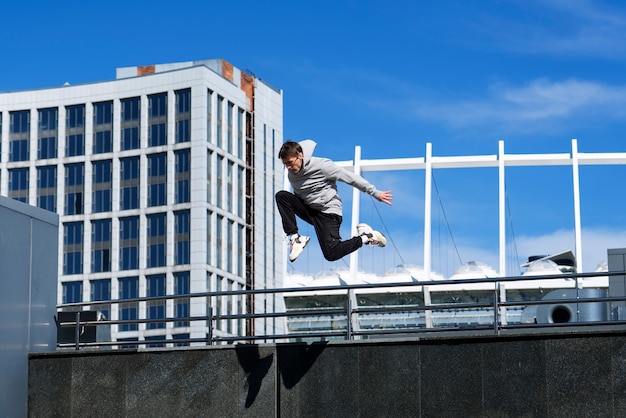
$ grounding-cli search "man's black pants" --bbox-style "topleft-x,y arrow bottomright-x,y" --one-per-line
275,190 -> 362,261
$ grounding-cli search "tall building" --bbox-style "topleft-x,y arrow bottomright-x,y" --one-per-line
0,59 -> 285,345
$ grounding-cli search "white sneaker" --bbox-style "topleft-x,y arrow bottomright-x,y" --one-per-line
357,223 -> 387,247
289,234 -> 310,262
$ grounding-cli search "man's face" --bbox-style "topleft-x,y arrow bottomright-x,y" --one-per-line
282,153 -> 303,173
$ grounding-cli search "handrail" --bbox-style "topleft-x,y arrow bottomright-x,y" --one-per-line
56,270 -> 626,350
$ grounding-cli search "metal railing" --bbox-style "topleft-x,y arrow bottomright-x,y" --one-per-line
56,270 -> 626,350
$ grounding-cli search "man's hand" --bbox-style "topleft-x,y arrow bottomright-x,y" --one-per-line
377,190 -> 393,206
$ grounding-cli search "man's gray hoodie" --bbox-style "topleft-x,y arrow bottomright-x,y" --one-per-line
288,140 -> 382,216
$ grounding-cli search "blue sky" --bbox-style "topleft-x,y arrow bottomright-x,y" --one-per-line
3,0 -> 626,276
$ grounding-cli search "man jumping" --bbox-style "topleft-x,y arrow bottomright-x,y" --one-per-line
275,140 -> 393,262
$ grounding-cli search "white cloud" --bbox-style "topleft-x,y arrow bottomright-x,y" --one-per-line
412,78 -> 626,130
484,0 -> 626,58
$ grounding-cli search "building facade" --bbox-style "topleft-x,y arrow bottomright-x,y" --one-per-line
0,59 -> 285,345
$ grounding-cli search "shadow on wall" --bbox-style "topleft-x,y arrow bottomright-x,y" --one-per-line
235,342 -> 328,408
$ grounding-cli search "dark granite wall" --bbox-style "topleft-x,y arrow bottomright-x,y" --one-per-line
29,331 -> 626,417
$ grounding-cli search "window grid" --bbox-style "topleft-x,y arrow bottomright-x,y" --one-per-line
175,89 -> 191,143
62,281 -> 83,304
175,210 -> 190,265
65,105 -> 85,157
92,160 -> 112,213
120,157 -> 140,210
147,213 -> 167,268
148,93 -> 167,147
9,110 -> 30,162
121,97 -> 140,150
63,222 -> 83,275
146,274 -> 166,329
175,149 -> 190,204
90,279 -> 111,320
64,163 -> 84,215
91,219 -> 112,273
37,165 -> 57,212
38,107 -> 58,159
148,153 -> 167,207
8,167 -> 29,203
93,101 -> 113,154
174,271 -> 190,327
118,277 -> 138,331
119,216 -> 139,270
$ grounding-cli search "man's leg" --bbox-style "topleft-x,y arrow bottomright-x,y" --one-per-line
275,190 -> 313,235
311,212 -> 362,262
275,191 -> 314,262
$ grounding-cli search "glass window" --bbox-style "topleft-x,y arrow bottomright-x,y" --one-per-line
238,166 -> 245,218
148,153 -> 167,207
91,219 -> 111,273
207,210 -> 212,265
173,333 -> 190,347
175,149 -> 190,203
238,224 -> 245,276
227,160 -> 234,212
120,157 -> 140,210
37,166 -> 57,212
215,275 -> 223,330
121,97 -> 140,150
118,276 -> 138,331
216,215 -> 223,270
148,93 -> 167,147
38,107 -> 58,159
175,88 -> 190,143
207,150 -> 212,203
174,271 -> 190,328
207,89 -> 212,143
119,216 -> 139,270
8,168 -> 29,203
145,335 -> 166,348
64,163 -> 84,215
147,274 -> 166,329
63,222 -> 83,275
92,160 -> 112,212
147,213 -> 166,267
227,101 -> 234,153
65,105 -> 85,157
175,210 -> 190,265
9,110 -> 30,162
237,108 -> 244,159
227,219 -> 234,273
62,281 -> 83,304
216,95 -> 223,147
216,155 -> 223,208
90,279 -> 111,320
93,101 -> 113,154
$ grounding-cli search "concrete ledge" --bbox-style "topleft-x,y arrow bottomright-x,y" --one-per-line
29,330 -> 626,417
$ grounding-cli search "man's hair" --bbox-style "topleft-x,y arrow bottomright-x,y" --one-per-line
278,141 -> 302,159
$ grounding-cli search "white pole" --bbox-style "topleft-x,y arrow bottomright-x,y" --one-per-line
349,146 -> 362,281
424,143 -> 433,328
424,143 -> 432,277
572,139 -> 584,275
349,146 -> 362,336
499,140 -> 506,276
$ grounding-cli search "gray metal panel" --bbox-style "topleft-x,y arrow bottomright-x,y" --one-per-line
608,248 -> 626,319
0,196 -> 58,418
30,217 -> 60,351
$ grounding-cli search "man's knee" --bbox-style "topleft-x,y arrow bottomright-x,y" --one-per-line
275,190 -> 291,203
321,240 -> 342,262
